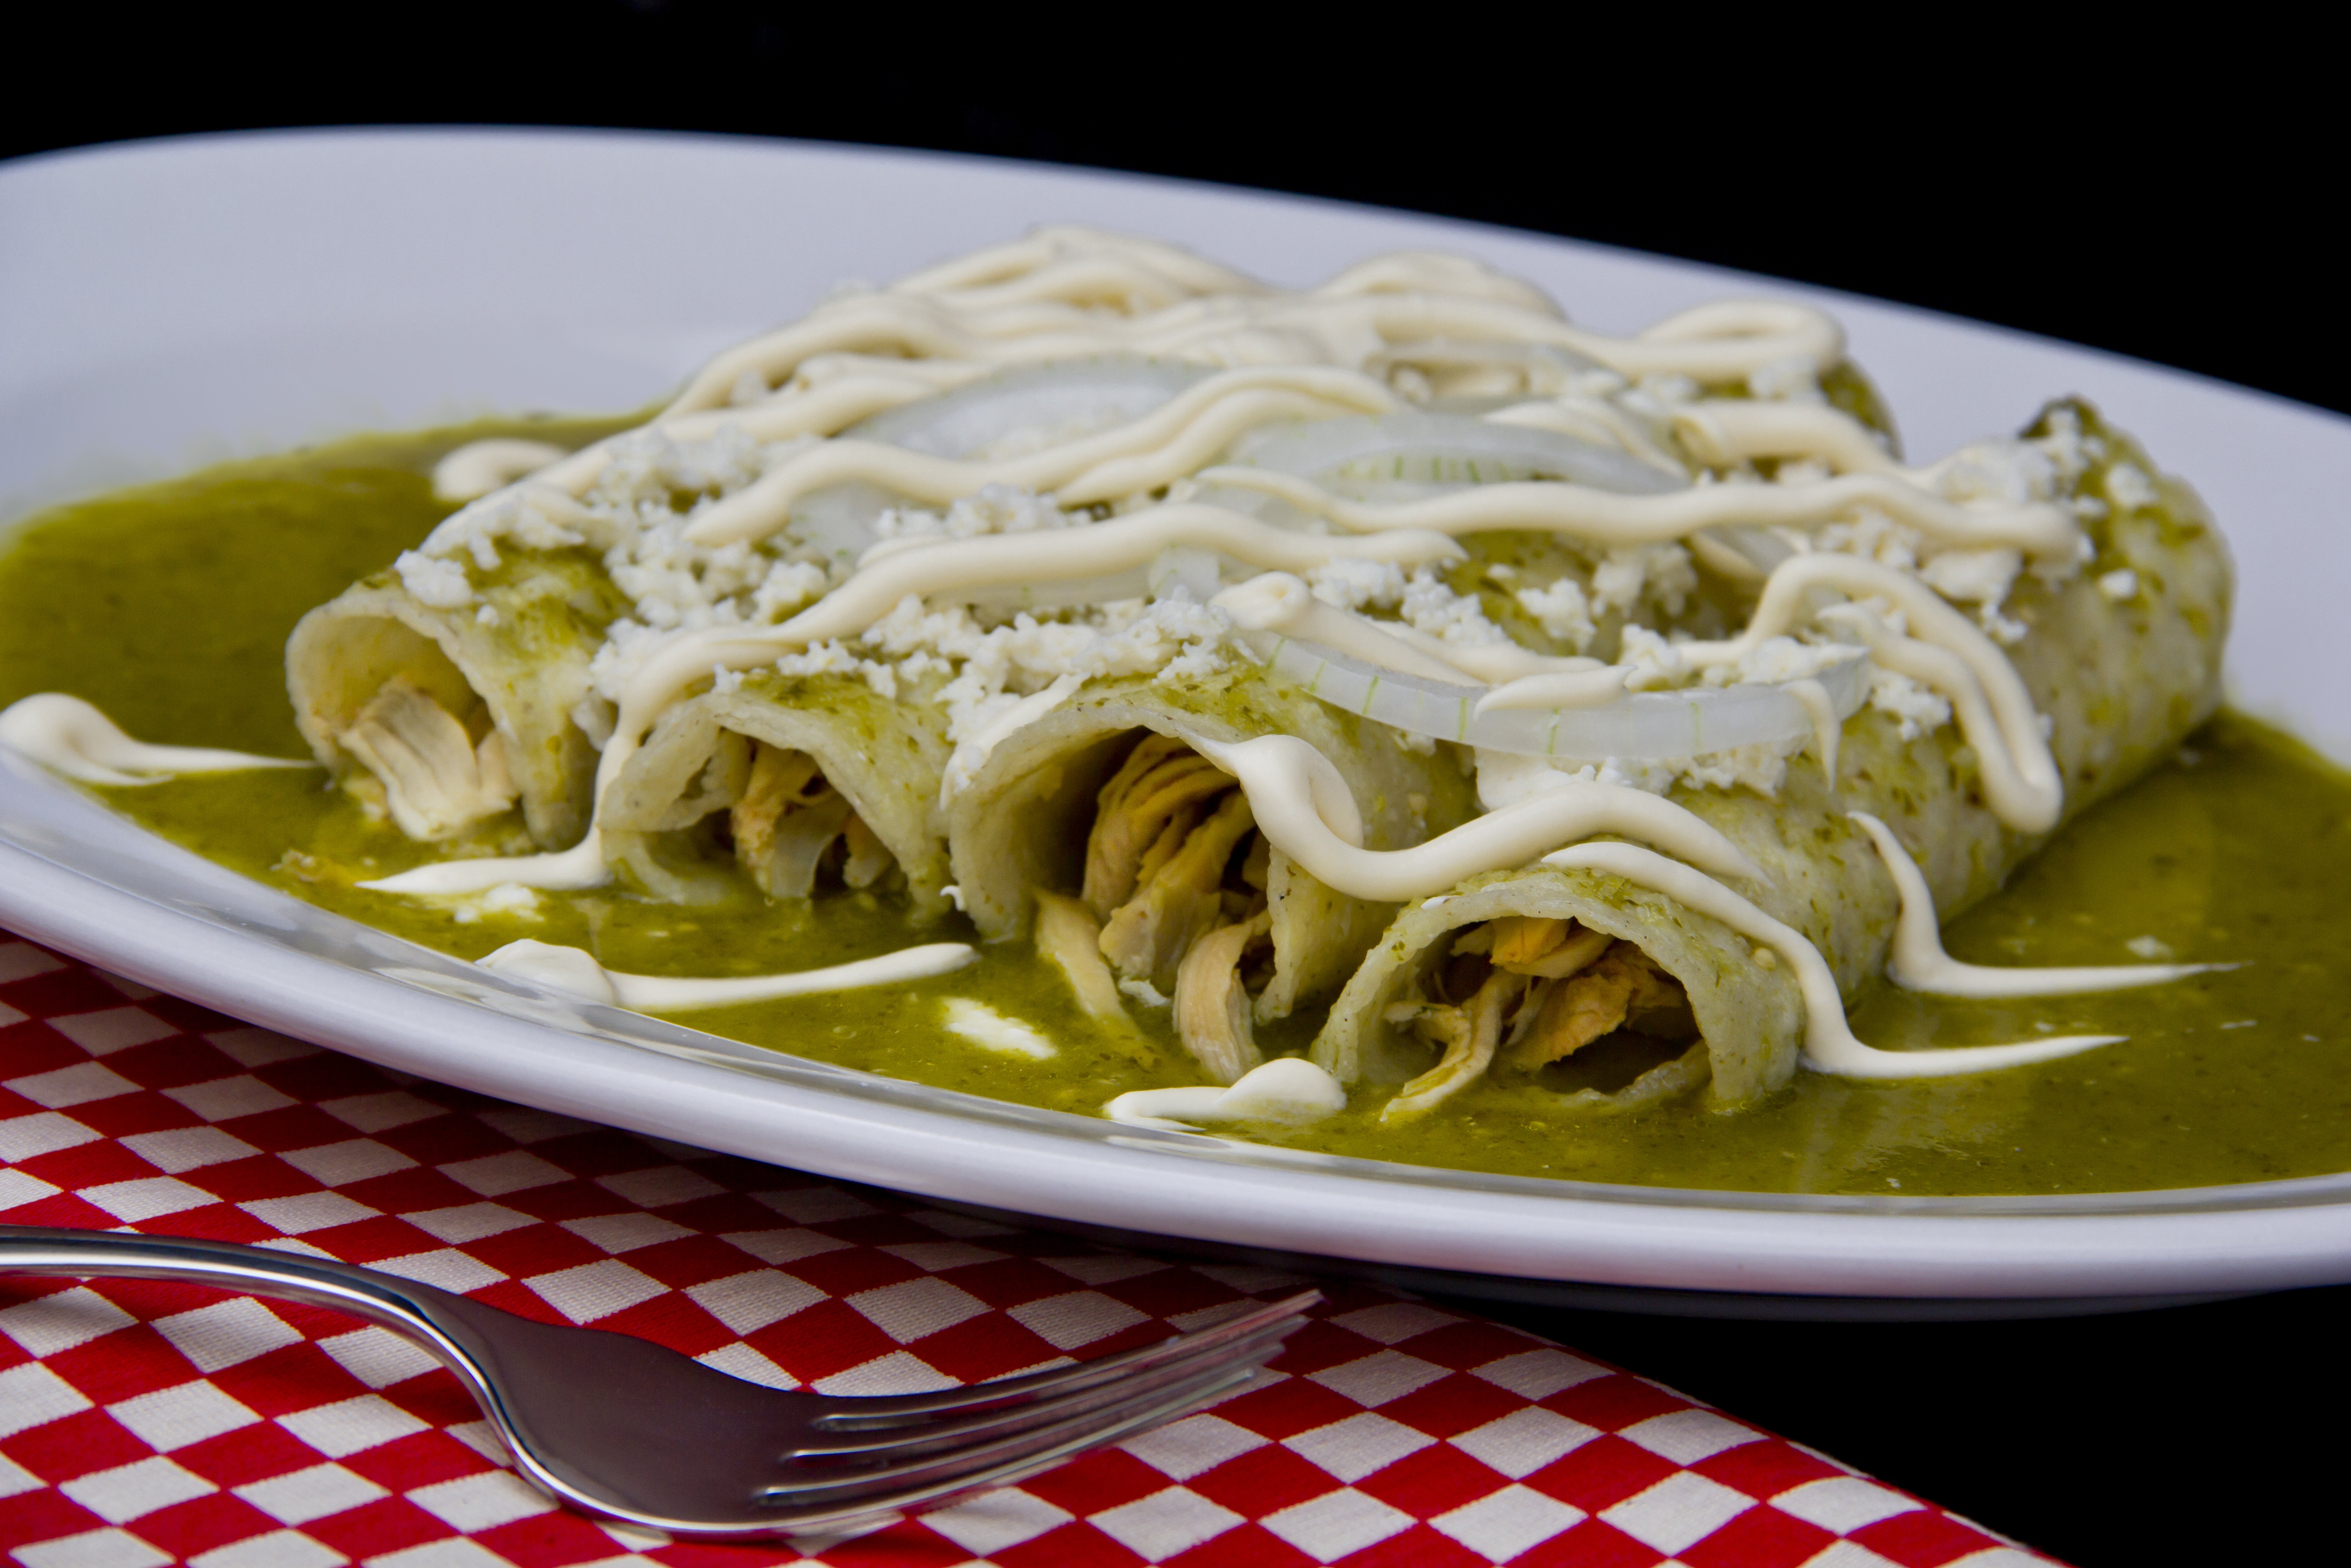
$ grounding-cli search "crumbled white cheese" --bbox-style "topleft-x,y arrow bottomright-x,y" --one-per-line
1929,439 -> 2061,508
1515,576 -> 1597,651
1814,509 -> 1921,573
752,560 -> 830,621
1616,625 -> 1688,691
834,591 -> 1231,743
599,424 -> 779,513
873,483 -> 1073,544
2098,568 -> 2140,602
434,424 -> 836,643
586,619 -> 677,705
1305,557 -> 1407,612
1919,547 -> 2022,606
1400,567 -> 1511,646
1494,740 -> 1793,801
1746,355 -> 1827,405
2030,405 -> 2107,484
396,550 -> 475,610
1673,739 -> 1802,797
603,513 -> 773,632
1867,667 -> 1953,740
1588,543 -> 1696,619
420,486 -> 602,572
2104,461 -> 2159,512
1918,547 -> 2027,643
1702,634 -> 1865,688
772,637 -> 898,700
1554,757 -> 1674,794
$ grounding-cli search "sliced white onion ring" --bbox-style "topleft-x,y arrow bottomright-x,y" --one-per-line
1222,410 -> 1685,498
1238,629 -> 1868,759
785,356 -> 1212,561
851,354 -> 1211,458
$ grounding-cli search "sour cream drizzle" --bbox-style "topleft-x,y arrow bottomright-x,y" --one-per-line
1679,553 -> 2064,833
1669,400 -> 1908,477
892,229 -> 1269,301
1105,1055 -> 1349,1131
435,235 -> 1871,618
684,366 -> 1402,546
0,695 -> 315,785
1540,841 -> 2122,1079
477,937 -> 974,1011
1187,733 -> 1765,902
1212,573 -> 1481,687
770,507 -> 1459,655
1213,572 -> 1614,699
1849,812 -> 2218,997
1196,465 -> 2078,556
1173,736 -> 2135,1082
666,271 -> 1841,419
431,439 -> 570,503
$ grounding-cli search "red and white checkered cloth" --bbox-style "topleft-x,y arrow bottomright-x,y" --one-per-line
0,932 -> 2055,1568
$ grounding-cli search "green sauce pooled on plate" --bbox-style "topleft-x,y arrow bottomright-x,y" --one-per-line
4,426 -> 2347,1196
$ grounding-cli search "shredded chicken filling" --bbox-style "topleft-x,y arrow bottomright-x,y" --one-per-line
1382,916 -> 1700,1117
1173,909 -> 1272,1085
338,676 -> 517,841
1033,890 -> 1131,1023
1037,732 -> 1275,1081
728,741 -> 895,899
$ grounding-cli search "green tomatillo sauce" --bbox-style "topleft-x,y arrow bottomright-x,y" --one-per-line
5,425 -> 2347,1196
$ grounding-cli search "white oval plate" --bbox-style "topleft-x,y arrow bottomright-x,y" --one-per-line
6,129 -> 2351,1312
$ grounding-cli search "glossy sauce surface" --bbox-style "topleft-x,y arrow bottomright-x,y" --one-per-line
5,427 -> 2346,1195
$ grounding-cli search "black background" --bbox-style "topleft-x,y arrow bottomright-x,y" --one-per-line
7,4 -> 2340,419
7,7 -> 2339,1561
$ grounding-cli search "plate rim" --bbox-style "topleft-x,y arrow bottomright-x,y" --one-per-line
7,126 -> 2351,1305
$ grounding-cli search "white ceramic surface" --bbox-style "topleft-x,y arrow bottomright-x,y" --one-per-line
6,128 -> 2350,1307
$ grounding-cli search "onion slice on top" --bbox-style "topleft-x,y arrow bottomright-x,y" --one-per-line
1236,628 -> 1868,760
1214,410 -> 1687,502
786,356 -> 1213,563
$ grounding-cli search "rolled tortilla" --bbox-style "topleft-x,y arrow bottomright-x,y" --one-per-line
597,670 -> 955,920
1315,400 -> 2233,1111
286,555 -> 627,849
947,662 -> 1477,1078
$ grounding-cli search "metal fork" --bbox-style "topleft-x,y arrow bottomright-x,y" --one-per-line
0,1224 -> 1317,1538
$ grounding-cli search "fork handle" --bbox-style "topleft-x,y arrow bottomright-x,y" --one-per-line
0,1223 -> 505,1415
2,1223 -> 462,1328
